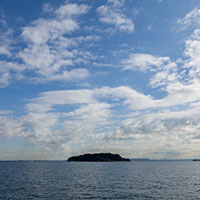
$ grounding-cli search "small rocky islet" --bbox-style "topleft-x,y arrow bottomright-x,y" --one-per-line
67,153 -> 130,162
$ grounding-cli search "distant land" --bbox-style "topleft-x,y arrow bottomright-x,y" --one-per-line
67,153 -> 130,162
131,158 -> 151,161
131,158 -> 193,161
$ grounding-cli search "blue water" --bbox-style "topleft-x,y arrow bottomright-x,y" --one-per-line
0,161 -> 200,199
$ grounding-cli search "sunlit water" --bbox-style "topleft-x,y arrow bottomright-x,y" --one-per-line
0,161 -> 200,199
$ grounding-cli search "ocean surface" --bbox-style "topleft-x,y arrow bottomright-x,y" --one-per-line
0,161 -> 200,199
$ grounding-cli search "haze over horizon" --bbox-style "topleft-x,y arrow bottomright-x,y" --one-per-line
1,0 -> 200,160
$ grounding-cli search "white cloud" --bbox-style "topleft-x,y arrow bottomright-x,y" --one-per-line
17,2 -> 92,83
95,86 -> 157,110
116,106 -> 200,139
26,88 -> 96,114
99,105 -> 200,159
97,0 -> 134,33
122,53 -> 171,72
0,72 -> 10,88
22,4 -> 90,45
184,29 -> 200,78
0,116 -> 23,137
121,51 -> 200,109
122,53 -> 178,89
25,90 -> 111,148
0,61 -> 24,87
0,16 -> 13,56
21,112 -> 59,142
163,81 -> 200,106
0,2 -> 95,87
41,68 -> 89,82
0,16 -> 23,87
26,83 -> 200,117
0,1 -> 134,88
107,0 -> 125,7
0,88 -> 113,153
176,9 -> 200,102
42,3 -> 53,14
21,3 -> 90,46
21,18 -> 78,45
177,8 -> 200,80
55,3 -> 90,18
177,8 -> 200,27
2,84 -> 200,158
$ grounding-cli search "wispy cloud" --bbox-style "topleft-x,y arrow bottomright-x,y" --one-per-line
97,0 -> 134,33
122,53 -> 172,72
177,8 -> 200,28
0,14 -> 13,56
0,110 -> 13,115
0,61 -> 24,88
0,14 -> 21,87
184,29 -> 200,78
122,53 -> 178,88
1,80 -> 200,158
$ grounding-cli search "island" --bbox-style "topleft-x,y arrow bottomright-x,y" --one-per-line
67,153 -> 130,162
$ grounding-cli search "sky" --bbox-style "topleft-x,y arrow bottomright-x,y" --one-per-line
1,0 -> 200,160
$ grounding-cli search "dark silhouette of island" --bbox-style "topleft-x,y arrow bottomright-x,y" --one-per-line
193,159 -> 200,161
67,153 -> 130,162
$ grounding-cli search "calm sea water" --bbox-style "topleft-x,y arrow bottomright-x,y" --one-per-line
0,161 -> 200,199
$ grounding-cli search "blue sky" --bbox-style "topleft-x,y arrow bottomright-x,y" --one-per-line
1,0 -> 200,160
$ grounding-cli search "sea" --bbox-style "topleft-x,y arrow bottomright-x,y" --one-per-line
0,161 -> 200,200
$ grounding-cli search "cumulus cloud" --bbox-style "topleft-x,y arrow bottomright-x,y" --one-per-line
0,1 -> 135,88
22,3 -> 90,45
0,2 -> 97,87
18,2 -> 91,83
21,18 -> 78,45
97,0 -> 134,33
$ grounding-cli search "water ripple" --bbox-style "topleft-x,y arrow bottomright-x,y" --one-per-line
0,161 -> 200,199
